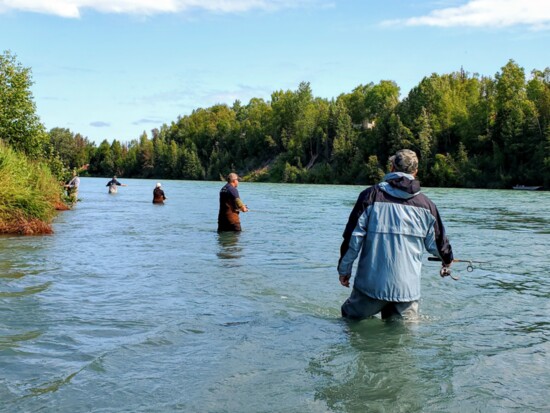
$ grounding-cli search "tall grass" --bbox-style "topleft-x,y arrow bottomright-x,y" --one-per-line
0,141 -> 64,234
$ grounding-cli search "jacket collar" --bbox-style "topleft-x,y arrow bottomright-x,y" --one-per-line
378,172 -> 421,199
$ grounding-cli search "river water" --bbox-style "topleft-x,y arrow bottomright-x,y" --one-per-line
1,178 -> 549,412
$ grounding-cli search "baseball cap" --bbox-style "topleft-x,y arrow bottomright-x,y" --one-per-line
390,149 -> 418,174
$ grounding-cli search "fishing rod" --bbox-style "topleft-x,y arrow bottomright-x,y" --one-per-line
428,256 -> 490,281
245,207 -> 275,213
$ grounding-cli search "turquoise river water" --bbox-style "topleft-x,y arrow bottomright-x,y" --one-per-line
1,177 -> 549,412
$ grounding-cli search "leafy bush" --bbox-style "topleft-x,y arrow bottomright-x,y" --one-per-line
0,141 -> 63,234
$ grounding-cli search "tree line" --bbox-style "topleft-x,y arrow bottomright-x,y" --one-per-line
3,48 -> 550,189
1,51 -> 67,233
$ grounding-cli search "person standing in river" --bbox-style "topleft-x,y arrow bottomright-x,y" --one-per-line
106,176 -> 127,194
338,149 -> 454,320
64,170 -> 80,202
153,183 -> 167,204
218,173 -> 248,232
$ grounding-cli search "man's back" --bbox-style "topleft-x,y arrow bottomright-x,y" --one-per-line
339,177 -> 452,302
338,149 -> 453,320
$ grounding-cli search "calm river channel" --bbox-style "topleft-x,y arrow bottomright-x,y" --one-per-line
1,177 -> 549,412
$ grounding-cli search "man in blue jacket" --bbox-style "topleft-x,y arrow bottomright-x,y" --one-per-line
338,149 -> 454,320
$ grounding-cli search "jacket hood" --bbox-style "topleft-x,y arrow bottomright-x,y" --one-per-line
378,172 -> 421,200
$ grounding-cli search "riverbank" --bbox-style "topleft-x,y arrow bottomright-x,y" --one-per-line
0,142 -> 67,235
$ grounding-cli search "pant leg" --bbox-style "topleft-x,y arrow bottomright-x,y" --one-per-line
341,288 -> 386,320
394,301 -> 419,319
218,211 -> 242,232
381,301 -> 419,320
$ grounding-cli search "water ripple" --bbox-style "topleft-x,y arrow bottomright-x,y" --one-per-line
0,282 -> 52,297
0,179 -> 548,412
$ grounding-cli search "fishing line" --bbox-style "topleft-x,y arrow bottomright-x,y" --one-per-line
246,209 -> 280,214
428,256 -> 493,281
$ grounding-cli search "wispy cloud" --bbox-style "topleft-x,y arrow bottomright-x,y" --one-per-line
0,0 -> 328,18
122,84 -> 273,127
132,117 -> 166,125
204,83 -> 273,105
383,0 -> 550,30
132,83 -> 272,107
90,121 -> 110,127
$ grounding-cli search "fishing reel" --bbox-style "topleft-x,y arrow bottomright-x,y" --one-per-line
439,265 -> 459,281
429,256 -> 485,281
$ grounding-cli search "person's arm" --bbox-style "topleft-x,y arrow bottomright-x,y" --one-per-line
235,198 -> 248,212
337,188 -> 375,287
338,186 -> 376,287
425,206 -> 454,266
339,188 -> 374,266
338,210 -> 369,287
229,186 -> 247,212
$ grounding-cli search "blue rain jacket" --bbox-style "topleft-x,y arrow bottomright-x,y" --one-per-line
338,172 -> 453,302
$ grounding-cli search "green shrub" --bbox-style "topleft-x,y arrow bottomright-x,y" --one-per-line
0,141 -> 63,233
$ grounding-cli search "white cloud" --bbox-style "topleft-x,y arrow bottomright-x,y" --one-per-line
0,0 -> 324,18
384,0 -> 550,29
90,121 -> 110,127
132,117 -> 165,125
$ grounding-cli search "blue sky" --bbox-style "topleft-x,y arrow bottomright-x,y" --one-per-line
1,0 -> 549,145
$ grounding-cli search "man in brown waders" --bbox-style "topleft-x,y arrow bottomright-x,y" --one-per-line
217,173 -> 248,232
153,182 -> 167,204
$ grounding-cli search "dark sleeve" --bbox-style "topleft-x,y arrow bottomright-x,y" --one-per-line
226,186 -> 242,208
339,187 -> 375,266
227,186 -> 240,199
432,206 -> 454,265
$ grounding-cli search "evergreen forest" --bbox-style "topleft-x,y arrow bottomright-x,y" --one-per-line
3,49 -> 550,190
